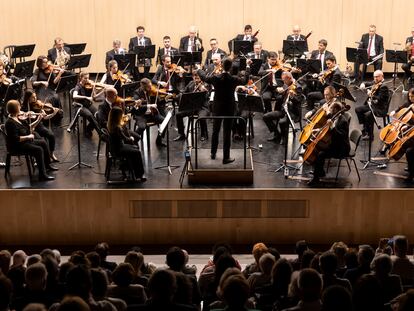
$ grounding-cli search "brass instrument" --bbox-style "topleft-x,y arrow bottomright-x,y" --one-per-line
55,49 -> 70,68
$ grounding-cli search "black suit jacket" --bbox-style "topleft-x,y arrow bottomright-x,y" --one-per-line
286,34 -> 309,51
47,47 -> 71,63
330,113 -> 351,157
228,34 -> 258,51
310,50 -> 334,71
96,100 -> 111,129
359,33 -> 384,56
157,47 -> 179,63
197,68 -> 249,116
105,48 -> 127,66
128,36 -> 152,52
179,36 -> 204,53
247,50 -> 269,62
324,67 -> 343,87
204,48 -> 227,67
364,82 -> 389,117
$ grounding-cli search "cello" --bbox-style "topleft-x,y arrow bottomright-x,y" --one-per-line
379,104 -> 414,145
388,125 -> 414,161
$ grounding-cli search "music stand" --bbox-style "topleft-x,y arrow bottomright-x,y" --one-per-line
66,54 -> 92,71
179,91 -> 207,148
296,59 -> 321,74
346,47 -> 368,81
237,93 -> 264,150
65,43 -> 87,55
134,45 -> 156,60
114,53 -> 136,71
386,49 -> 407,89
121,81 -> 139,98
55,73 -> 78,93
249,59 -> 263,75
234,40 -> 254,55
3,80 -> 24,102
13,60 -> 35,79
332,82 -> 356,103
154,109 -> 180,175
283,40 -> 307,64
10,44 -> 35,60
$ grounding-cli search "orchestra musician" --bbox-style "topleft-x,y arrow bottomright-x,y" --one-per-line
204,38 -> 227,67
306,55 -> 342,111
21,89 -> 59,162
31,55 -> 64,123
174,71 -> 209,142
305,86 -> 338,120
262,71 -> 303,145
228,24 -> 259,53
152,55 -> 185,116
285,25 -> 309,59
354,25 -> 384,82
4,100 -> 58,181
307,102 -> 350,186
246,42 -> 269,62
128,26 -> 152,79
179,25 -> 204,55
107,106 -> 146,182
258,51 -> 284,113
105,40 -> 126,67
47,37 -> 71,68
72,72 -> 103,137
401,27 -> 414,86
356,70 -> 389,140
309,39 -> 334,72
157,36 -> 179,64
197,58 -> 250,164
132,78 -> 166,147
101,60 -> 130,93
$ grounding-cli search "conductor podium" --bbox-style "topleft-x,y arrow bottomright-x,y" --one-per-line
186,116 -> 254,185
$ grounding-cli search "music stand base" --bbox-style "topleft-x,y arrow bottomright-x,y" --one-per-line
68,162 -> 93,171
360,159 -> 384,170
154,164 -> 180,175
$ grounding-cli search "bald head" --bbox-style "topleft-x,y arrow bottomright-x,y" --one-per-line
105,87 -> 117,103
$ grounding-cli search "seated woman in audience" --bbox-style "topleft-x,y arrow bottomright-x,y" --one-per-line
107,107 -> 146,182
4,100 -> 58,181
124,251 -> 149,287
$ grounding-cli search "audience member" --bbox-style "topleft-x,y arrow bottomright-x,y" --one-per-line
391,235 -> 414,287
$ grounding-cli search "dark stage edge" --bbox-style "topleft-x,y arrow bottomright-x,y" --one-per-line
0,80 -> 413,190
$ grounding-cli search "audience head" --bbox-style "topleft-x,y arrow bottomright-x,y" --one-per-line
271,258 -> 293,296
25,263 -> 47,291
125,251 -> 144,274
259,253 -> 275,276
353,274 -> 383,311
173,272 -> 192,305
86,252 -> 100,268
57,296 -> 90,311
0,250 -> 11,276
66,265 -> 92,300
298,268 -> 323,302
394,235 -> 408,257
358,244 -> 375,267
344,248 -> 358,270
23,303 -> 47,311
301,250 -> 316,269
321,285 -> 352,311
112,262 -> 134,287
12,250 -> 27,267
148,269 -> 177,301
295,240 -> 309,259
267,247 -> 281,261
69,251 -> 89,266
331,241 -> 348,263
214,254 -> 238,285
90,268 -> 109,299
252,242 -> 268,264
394,289 -> 414,311
217,267 -> 244,298
52,249 -> 61,265
221,275 -> 250,309
166,246 -> 186,272
27,255 -> 42,267
371,253 -> 393,277
319,251 -> 338,276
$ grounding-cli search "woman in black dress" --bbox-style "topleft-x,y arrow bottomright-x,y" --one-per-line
107,106 -> 146,181
4,100 -> 58,181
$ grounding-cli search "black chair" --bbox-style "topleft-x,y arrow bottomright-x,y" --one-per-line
0,124 -> 33,179
381,89 -> 394,127
103,129 -> 135,183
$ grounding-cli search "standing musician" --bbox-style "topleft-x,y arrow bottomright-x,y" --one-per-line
72,72 -> 104,137
174,71 -> 209,142
179,25 -> 204,55
285,25 -> 309,59
309,39 -> 334,72
132,78 -> 166,147
354,25 -> 384,82
105,40 -> 126,67
101,60 -> 131,93
157,36 -> 179,64
307,102 -> 350,186
356,70 -> 389,140
401,27 -> 414,85
258,51 -> 285,113
204,38 -> 227,67
21,89 -> 60,162
197,58 -> 250,164
47,37 -> 71,68
4,100 -> 58,181
247,42 -> 269,62
128,26 -> 152,79
306,55 -> 342,111
263,71 -> 303,144
107,106 -> 146,182
228,24 -> 259,53
151,55 -> 185,116
31,56 -> 65,124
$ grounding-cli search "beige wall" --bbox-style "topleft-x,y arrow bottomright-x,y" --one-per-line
0,0 -> 411,73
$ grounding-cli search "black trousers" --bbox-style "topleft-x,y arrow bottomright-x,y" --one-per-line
35,123 -> 55,153
355,105 -> 374,135
211,118 -> 233,159
134,113 -> 165,136
406,147 -> 414,178
118,144 -> 145,178
80,104 -> 100,133
262,89 -> 278,113
402,62 -> 413,81
13,139 -> 51,177
313,149 -> 347,178
176,108 -> 209,137
307,91 -> 324,110
354,59 -> 383,81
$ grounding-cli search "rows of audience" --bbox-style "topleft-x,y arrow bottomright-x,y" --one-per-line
1,238 -> 414,311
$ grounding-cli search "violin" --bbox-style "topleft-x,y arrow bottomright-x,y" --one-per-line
17,111 -> 41,121
149,85 -> 175,100
44,62 -> 63,74
84,80 -> 107,91
246,79 -> 258,96
272,61 -> 293,72
30,100 -> 56,115
168,63 -> 186,74
319,68 -> 334,84
112,71 -> 129,84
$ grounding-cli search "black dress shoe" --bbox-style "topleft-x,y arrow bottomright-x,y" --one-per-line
223,158 -> 235,164
211,153 -> 216,160
46,165 -> 59,171
267,136 -> 279,142
51,154 -> 60,162
39,175 -> 55,181
307,177 -> 320,186
173,134 -> 186,141
140,175 -> 147,182
0,162 -> 5,168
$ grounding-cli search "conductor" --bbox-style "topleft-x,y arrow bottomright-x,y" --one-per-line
197,58 -> 250,164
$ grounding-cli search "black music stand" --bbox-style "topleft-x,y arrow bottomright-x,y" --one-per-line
2,80 -> 24,103
249,59 -> 263,75
13,60 -> 35,79
346,47 -> 368,81
65,43 -> 87,55
386,49 -> 407,89
333,82 -> 356,103
154,109 -> 179,175
237,93 -> 264,150
178,91 -> 207,148
121,81 -> 139,98
179,51 -> 202,65
234,40 -> 254,55
10,44 -> 35,60
114,53 -> 136,72
66,54 -> 92,71
55,74 -> 78,94
283,40 -> 307,64
134,45 -> 156,60
297,59 -> 321,74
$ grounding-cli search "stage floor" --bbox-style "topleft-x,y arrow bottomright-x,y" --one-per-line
1,81 -> 413,190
